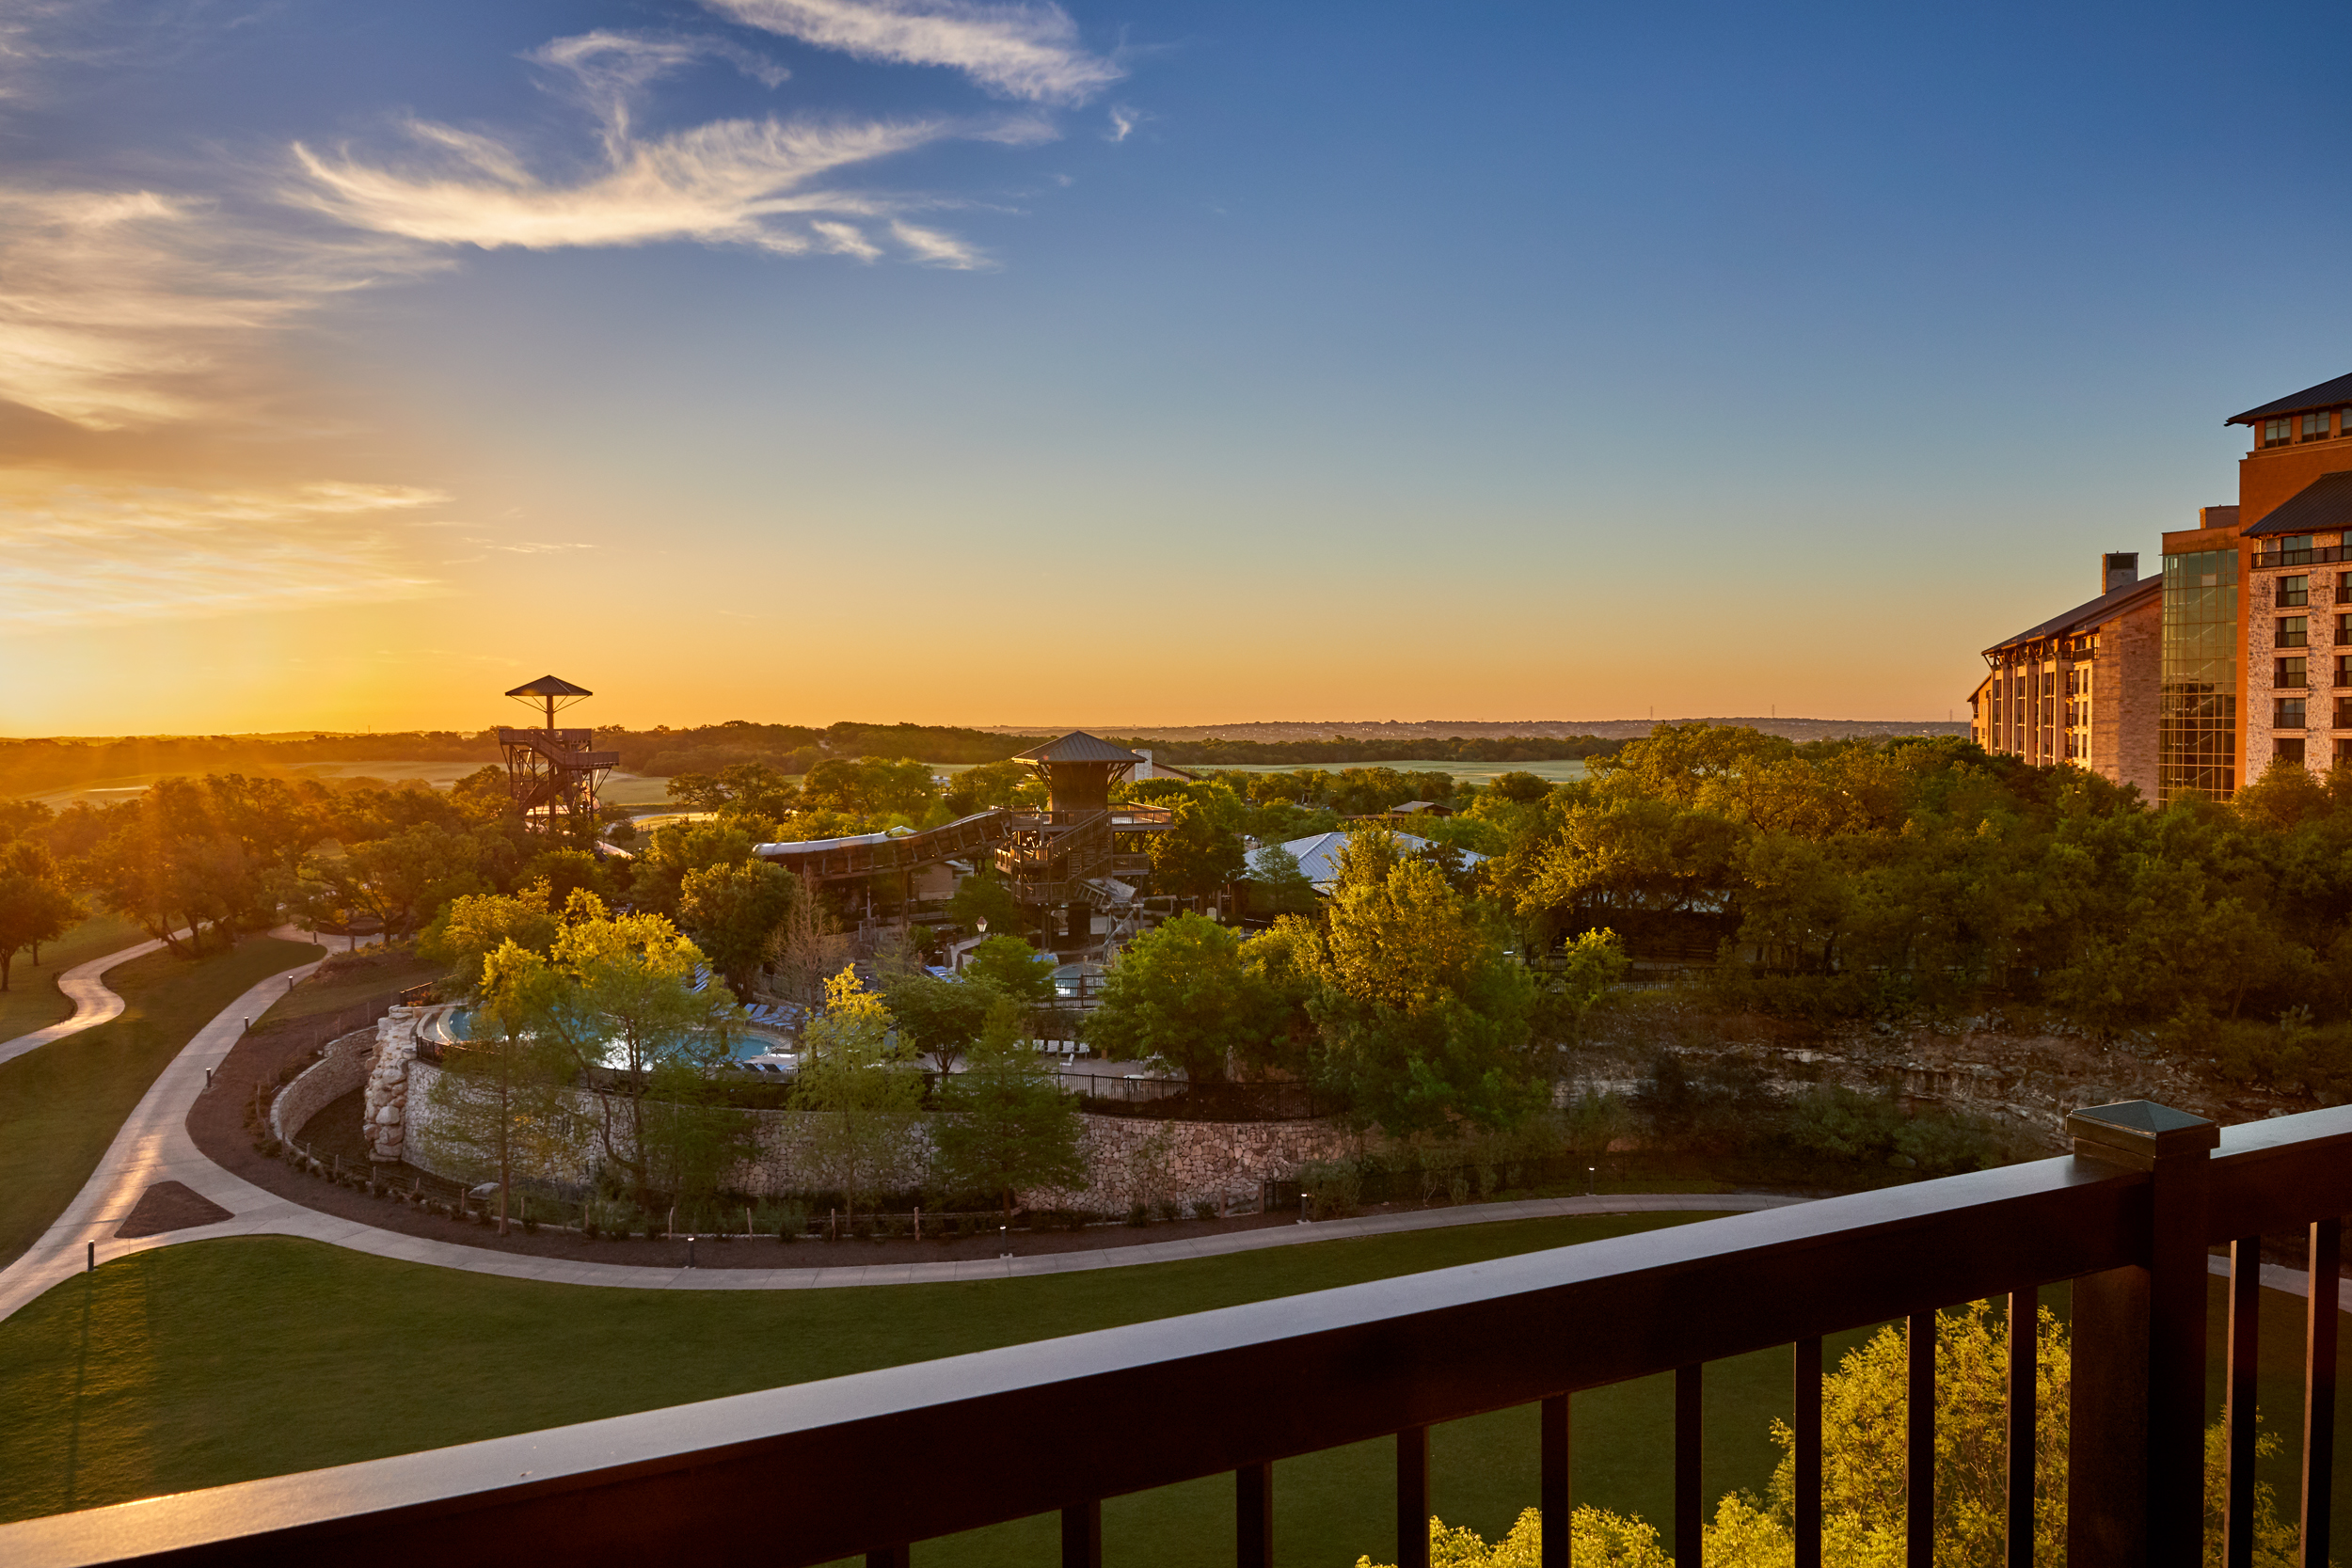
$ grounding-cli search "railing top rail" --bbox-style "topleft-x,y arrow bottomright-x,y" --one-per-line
15,1104 -> 2352,1568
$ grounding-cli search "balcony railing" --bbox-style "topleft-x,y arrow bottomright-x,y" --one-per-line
2254,545 -> 2351,568
4,1100 -> 2345,1568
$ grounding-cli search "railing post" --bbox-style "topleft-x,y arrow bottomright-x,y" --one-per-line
2006,1291 -> 2036,1568
1676,1364 -> 1702,1568
1397,1426 -> 1430,1568
1908,1311 -> 1936,1568
2304,1216 -> 2340,1568
2226,1236 -> 2263,1568
2064,1101 -> 2217,1568
1061,1499 -> 1102,1568
1541,1394 -> 1571,1568
1237,1461 -> 1272,1568
1794,1339 -> 1822,1568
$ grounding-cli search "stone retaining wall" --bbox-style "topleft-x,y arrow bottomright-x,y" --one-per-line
271,1026 -> 383,1145
395,1052 -> 1352,1210
361,1006 -> 426,1162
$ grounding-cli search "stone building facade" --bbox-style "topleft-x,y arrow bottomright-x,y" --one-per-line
1973,552 -> 2160,799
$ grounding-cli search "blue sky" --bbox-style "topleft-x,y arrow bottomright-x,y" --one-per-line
1,1 -> 2346,733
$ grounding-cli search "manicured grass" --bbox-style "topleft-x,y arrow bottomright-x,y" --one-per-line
253,951 -> 444,1027
0,913 -> 146,1046
0,1214 -> 1804,1556
0,937 -> 322,1270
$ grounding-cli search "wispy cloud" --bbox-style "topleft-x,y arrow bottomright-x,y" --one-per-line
889,219 -> 986,268
285,28 -> 1042,263
0,185 -> 424,431
1105,103 -> 1141,142
704,0 -> 1120,105
0,480 -> 445,628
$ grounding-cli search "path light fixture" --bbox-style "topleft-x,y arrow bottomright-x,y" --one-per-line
1588,1166 -> 1597,1196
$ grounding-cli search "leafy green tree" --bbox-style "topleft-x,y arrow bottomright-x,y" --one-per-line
419,883 -> 564,996
932,991 -> 1085,1218
943,760 -> 1037,816
1539,927 -> 1629,1048
946,864 -> 1024,937
668,762 -> 802,828
1361,1300 -> 2293,1568
1149,784 -> 1248,908
629,820 -> 756,917
1484,770 -> 1556,805
964,933 -> 1055,1003
802,756 -> 940,817
415,955 -> 576,1234
516,847 -> 615,906
0,855 -> 79,991
792,967 -> 925,1224
1087,912 -> 1282,1081
1248,843 -> 1322,917
1312,829 -> 1542,1134
676,859 -> 799,996
310,822 -> 490,939
882,970 -> 993,1072
491,907 -> 745,1209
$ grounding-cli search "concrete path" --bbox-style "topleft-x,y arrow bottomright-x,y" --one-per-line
12,931 -> 2336,1323
0,936 -> 168,1069
0,934 -> 333,1323
2204,1252 -> 2352,1315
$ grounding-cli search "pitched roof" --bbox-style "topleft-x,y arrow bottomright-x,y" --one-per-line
2242,470 -> 2352,537
1010,731 -> 1144,765
2227,372 -> 2352,426
505,674 -> 594,698
1982,573 -> 2160,657
1275,830 -> 1487,891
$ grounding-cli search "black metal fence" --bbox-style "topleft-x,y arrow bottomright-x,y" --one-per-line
1066,1073 -> 1340,1122
9,1098 -> 2345,1568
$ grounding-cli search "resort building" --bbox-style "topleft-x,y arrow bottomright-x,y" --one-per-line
1974,370 -> 2352,804
1972,553 -> 2159,796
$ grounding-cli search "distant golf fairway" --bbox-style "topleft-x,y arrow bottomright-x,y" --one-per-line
0,1222 -> 2338,1564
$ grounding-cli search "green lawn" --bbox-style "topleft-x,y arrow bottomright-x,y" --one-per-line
0,1214 -> 1810,1557
253,951 -> 444,1027
0,913 -> 146,1046
0,937 -> 323,1270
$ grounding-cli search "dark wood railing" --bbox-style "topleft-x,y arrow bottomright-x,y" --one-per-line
4,1099 -> 2345,1568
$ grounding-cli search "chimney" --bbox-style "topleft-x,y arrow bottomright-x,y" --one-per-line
2103,552 -> 2139,594
2200,504 -> 2240,532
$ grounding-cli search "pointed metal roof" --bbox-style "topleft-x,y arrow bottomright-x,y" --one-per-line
2242,469 -> 2352,537
2227,372 -> 2352,425
1982,573 -> 2159,657
1010,731 -> 1144,765
505,675 -> 595,699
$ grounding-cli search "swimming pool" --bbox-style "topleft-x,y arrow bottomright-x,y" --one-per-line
424,1006 -> 791,1069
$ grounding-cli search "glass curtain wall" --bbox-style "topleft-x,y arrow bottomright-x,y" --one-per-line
2159,548 -> 2238,802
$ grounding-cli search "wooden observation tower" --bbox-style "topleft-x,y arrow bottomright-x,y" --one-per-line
498,675 -> 618,834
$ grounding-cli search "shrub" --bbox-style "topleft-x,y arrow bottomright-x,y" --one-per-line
1127,1202 -> 1150,1227
1300,1160 -> 1363,1219
1192,1199 -> 1217,1221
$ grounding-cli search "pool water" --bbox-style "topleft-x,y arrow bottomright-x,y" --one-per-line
434,1006 -> 789,1066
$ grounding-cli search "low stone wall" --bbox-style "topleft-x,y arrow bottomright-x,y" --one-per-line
271,1026 -> 383,1145
397,1052 -> 1352,1211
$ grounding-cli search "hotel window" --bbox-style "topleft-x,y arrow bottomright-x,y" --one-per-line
2278,656 -> 2308,688
2307,411 -> 2334,440
2339,612 -> 2352,644
2278,696 -> 2308,729
2339,572 -> 2352,598
2338,695 -> 2352,729
2266,417 -> 2295,448
2280,576 -> 2311,606
2338,654 -> 2352,688
2280,737 -> 2309,766
2280,616 -> 2310,647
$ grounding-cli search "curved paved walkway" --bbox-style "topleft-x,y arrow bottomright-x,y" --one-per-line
14,939 -> 2336,1322
0,936 -> 168,1069
0,923 -> 1806,1316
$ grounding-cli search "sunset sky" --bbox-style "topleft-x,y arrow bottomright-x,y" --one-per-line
4,2 -> 2349,736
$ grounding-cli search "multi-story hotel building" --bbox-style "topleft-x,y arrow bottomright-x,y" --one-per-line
1972,371 -> 2352,805
1972,554 -> 2160,794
